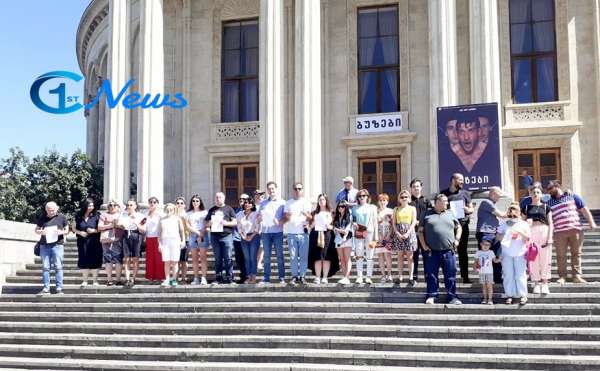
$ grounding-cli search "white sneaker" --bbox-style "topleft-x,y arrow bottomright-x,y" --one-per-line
314,277 -> 321,285
321,278 -> 328,284
258,281 -> 266,285
541,284 -> 550,295
449,298 -> 462,305
92,281 -> 99,286
338,277 -> 350,285
161,279 -> 170,287
380,276 -> 387,284
200,277 -> 208,285
532,284 -> 541,294
365,277 -> 373,285
387,275 -> 393,282
80,281 -> 88,288
191,278 -> 200,286
279,279 -> 286,286
425,297 -> 435,305
355,277 -> 363,284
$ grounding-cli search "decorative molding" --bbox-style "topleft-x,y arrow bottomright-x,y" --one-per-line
221,0 -> 259,19
505,101 -> 570,124
76,0 -> 109,75
211,121 -> 261,142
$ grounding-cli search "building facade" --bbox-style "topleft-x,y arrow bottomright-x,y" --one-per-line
76,0 -> 600,207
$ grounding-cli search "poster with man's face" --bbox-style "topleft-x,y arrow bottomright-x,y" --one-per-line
436,103 -> 502,192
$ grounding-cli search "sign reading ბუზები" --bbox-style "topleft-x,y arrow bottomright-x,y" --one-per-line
355,113 -> 402,134
436,103 -> 502,192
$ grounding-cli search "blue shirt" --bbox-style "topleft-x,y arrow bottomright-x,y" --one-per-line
335,187 -> 358,205
258,198 -> 286,234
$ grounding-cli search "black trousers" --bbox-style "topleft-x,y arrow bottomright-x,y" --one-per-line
475,232 -> 503,284
412,239 -> 425,281
233,239 -> 247,282
457,220 -> 470,281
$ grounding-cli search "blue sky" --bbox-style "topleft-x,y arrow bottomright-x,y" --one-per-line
0,1 -> 91,160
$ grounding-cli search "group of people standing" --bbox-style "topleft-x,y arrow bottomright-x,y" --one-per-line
33,173 -> 597,305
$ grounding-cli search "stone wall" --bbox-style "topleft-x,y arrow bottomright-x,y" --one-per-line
0,220 -> 38,286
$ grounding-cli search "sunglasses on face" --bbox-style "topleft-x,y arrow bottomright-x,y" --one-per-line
127,204 -> 135,207
176,202 -> 185,205
400,196 -> 408,199
294,188 -> 303,191
149,201 -> 158,204
358,195 -> 367,198
108,203 -> 116,207
192,199 -> 200,203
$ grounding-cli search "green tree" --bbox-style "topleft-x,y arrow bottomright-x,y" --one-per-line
0,147 -> 103,223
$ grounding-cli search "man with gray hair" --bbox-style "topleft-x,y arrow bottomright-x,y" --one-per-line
205,192 -> 238,284
35,201 -> 69,295
476,186 -> 506,283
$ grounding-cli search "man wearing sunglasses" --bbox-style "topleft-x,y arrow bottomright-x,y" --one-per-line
233,195 -> 249,284
284,182 -> 313,285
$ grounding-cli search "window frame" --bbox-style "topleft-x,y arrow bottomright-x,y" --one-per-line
220,162 -> 259,208
509,0 -> 558,104
221,18 -> 259,123
513,148 -> 561,199
357,5 -> 400,114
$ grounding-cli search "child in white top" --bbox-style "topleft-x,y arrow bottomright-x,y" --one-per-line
159,203 -> 185,287
474,237 -> 501,305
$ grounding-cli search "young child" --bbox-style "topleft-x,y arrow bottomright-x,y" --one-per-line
474,235 -> 500,305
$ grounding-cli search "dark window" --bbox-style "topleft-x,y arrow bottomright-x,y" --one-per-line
509,0 -> 557,103
222,19 -> 259,122
357,6 -> 399,114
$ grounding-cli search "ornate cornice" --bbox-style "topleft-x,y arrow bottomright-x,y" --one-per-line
76,0 -> 109,76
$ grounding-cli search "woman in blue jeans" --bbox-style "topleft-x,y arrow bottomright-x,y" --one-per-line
237,198 -> 260,283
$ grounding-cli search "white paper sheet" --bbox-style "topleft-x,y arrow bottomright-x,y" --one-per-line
45,225 -> 59,244
449,200 -> 465,219
314,212 -> 329,231
211,211 -> 224,232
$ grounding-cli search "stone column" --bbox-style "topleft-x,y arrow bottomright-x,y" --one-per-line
137,0 -> 165,204
104,0 -> 130,203
259,0 -> 285,189
469,0 -> 501,105
594,0 -> 600,178
86,91 -> 99,164
428,0 -> 458,193
294,0 -> 322,202
181,0 -> 192,198
469,0 -> 504,187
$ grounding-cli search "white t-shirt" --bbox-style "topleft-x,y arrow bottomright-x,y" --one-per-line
144,211 -> 163,238
187,210 -> 208,235
160,216 -> 181,240
498,219 -> 530,257
237,210 -> 259,236
475,250 -> 496,274
120,212 -> 144,231
284,198 -> 312,234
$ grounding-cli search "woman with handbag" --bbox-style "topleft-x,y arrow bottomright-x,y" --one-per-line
73,198 -> 102,287
522,185 -> 553,295
392,190 -> 418,284
97,200 -> 124,286
333,201 -> 353,285
351,189 -> 379,284
376,193 -> 394,284
308,194 -> 339,284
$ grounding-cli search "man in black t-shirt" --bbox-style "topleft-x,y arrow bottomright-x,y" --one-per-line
440,173 -> 474,284
205,192 -> 238,284
409,178 -> 431,285
35,201 -> 69,295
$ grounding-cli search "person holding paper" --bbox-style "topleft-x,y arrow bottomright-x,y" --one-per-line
440,173 -> 474,284
257,181 -> 286,285
35,201 -> 69,295
284,182 -> 313,285
308,194 -> 338,284
116,200 -> 145,287
205,192 -> 238,284
73,198 -> 102,288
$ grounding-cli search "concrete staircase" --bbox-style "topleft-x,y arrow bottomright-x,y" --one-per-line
0,228 -> 600,370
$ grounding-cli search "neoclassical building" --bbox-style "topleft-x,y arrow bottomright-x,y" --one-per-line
77,0 -> 600,208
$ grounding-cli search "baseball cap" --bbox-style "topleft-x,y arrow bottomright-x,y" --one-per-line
253,189 -> 265,196
342,176 -> 354,183
481,235 -> 495,243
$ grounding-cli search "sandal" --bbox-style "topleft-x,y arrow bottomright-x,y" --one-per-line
106,281 -> 114,286
505,298 -> 513,305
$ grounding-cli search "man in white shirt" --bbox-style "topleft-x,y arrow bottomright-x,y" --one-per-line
284,182 -> 313,285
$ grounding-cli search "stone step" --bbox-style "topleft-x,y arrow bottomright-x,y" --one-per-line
0,301 -> 598,315
0,344 -> 598,370
0,333 -> 597,357
1,311 -> 599,328
0,322 -> 598,342
0,356 -> 519,371
1,291 -> 600,305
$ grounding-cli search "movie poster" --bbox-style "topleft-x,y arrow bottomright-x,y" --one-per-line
436,103 -> 502,192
